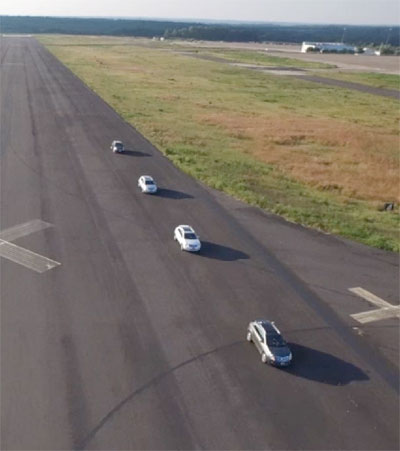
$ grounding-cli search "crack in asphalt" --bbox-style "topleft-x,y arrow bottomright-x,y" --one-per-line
76,340 -> 244,450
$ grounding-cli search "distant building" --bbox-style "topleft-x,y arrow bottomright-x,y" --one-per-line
363,47 -> 381,56
301,42 -> 357,54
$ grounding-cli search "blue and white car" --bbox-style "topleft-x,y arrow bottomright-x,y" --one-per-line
174,225 -> 201,252
138,175 -> 158,194
247,320 -> 292,366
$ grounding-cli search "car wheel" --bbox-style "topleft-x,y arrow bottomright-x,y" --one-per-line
246,331 -> 252,342
261,353 -> 268,364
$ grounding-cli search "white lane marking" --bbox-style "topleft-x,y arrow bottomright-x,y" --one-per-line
352,308 -> 400,324
0,220 -> 61,273
349,287 -> 400,324
0,219 -> 52,242
349,287 -> 393,309
0,240 -> 61,273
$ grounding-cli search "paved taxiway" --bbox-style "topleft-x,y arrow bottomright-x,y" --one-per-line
1,37 -> 399,450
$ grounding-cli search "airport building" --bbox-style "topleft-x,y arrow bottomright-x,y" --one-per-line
301,42 -> 358,53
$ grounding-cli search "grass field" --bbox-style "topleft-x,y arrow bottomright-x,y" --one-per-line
177,47 -> 336,69
309,70 -> 400,91
39,35 -> 400,251
205,49 -> 400,90
172,46 -> 399,90
148,40 -> 400,90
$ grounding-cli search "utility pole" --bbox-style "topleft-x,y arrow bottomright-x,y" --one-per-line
385,27 -> 392,45
341,27 -> 346,43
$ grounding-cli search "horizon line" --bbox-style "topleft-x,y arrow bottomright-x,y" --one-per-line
0,14 -> 397,28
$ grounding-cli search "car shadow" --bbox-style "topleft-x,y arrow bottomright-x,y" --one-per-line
121,150 -> 151,157
285,343 -> 369,385
198,241 -> 249,261
156,188 -> 194,200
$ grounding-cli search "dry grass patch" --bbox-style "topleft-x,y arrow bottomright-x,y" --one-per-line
199,111 -> 399,203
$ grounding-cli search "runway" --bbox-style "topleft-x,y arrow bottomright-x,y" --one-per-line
1,36 -> 399,450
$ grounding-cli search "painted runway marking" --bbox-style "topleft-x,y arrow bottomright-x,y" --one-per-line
349,287 -> 400,324
0,240 -> 60,273
0,219 -> 52,242
0,220 -> 60,273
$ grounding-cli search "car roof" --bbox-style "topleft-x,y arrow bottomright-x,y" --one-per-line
255,320 -> 280,335
182,226 -> 194,232
141,175 -> 154,181
113,140 -> 123,144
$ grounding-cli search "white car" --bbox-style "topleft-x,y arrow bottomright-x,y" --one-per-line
110,140 -> 124,153
138,175 -> 158,194
174,225 -> 201,252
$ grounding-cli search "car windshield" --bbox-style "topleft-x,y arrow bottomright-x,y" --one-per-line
184,233 -> 197,240
145,180 -> 154,185
115,143 -> 123,147
267,334 -> 287,347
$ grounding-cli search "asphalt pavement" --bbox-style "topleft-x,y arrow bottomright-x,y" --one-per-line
1,36 -> 399,450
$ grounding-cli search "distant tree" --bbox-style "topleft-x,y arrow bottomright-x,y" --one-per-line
379,45 -> 395,55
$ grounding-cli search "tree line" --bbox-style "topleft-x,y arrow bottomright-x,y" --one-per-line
1,16 -> 398,47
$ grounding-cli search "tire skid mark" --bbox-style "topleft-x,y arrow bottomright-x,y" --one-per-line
61,335 -> 91,449
22,41 -> 92,448
26,40 -> 203,450
77,340 -> 243,450
0,39 -> 10,65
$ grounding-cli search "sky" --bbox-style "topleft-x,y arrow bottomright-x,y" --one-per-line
1,0 -> 399,26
